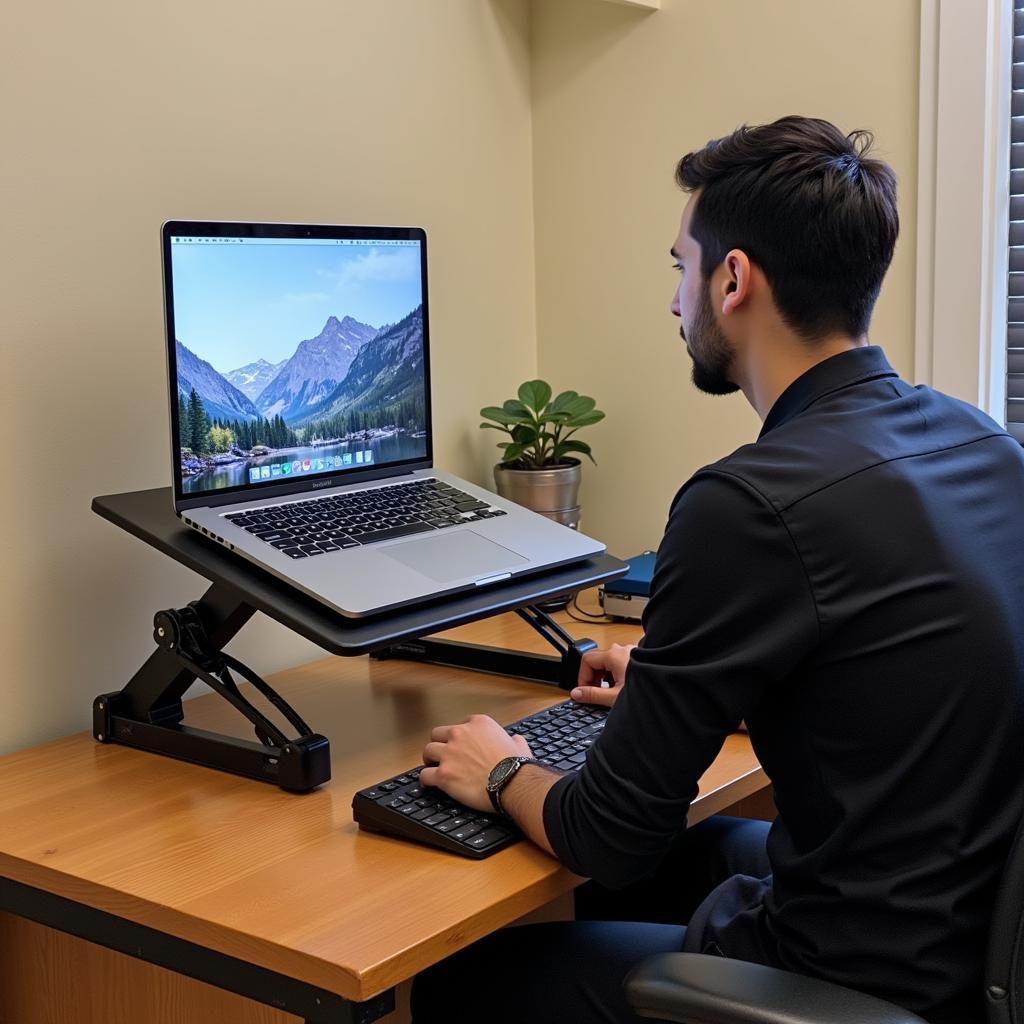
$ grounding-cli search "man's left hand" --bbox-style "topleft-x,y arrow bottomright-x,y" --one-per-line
420,715 -> 532,811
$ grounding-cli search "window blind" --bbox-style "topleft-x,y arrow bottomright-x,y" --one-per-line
1008,1 -> 1024,442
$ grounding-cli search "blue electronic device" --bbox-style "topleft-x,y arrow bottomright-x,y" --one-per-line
600,550 -> 655,620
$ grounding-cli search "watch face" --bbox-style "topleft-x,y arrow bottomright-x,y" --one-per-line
488,757 -> 519,791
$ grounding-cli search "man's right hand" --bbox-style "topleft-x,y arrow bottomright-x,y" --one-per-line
571,643 -> 636,708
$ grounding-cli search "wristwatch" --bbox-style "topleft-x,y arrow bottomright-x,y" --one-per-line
486,755 -> 542,816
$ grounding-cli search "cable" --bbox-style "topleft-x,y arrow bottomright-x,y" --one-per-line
566,591 -> 614,624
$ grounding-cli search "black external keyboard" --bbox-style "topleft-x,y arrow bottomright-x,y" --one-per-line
352,700 -> 610,858
222,477 -> 506,560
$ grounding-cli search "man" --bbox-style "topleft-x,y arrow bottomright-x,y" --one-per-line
411,116 -> 1024,1024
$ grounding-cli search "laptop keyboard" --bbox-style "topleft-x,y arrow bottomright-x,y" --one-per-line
222,478 -> 507,559
352,700 -> 610,858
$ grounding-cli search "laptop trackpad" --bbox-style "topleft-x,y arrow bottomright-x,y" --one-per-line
382,530 -> 528,582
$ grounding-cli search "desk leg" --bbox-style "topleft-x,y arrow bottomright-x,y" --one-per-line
0,879 -> 394,1024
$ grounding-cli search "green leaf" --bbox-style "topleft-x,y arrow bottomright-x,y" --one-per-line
479,422 -> 511,431
564,410 -> 605,428
546,390 -> 578,415
500,443 -> 528,463
511,424 -> 535,444
480,406 -> 530,426
553,439 -> 596,464
563,395 -> 596,418
502,399 -> 532,417
517,379 -> 552,412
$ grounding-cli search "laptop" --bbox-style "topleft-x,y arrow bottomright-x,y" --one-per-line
162,220 -> 605,618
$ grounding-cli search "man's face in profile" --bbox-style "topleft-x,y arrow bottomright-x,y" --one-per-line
670,199 -> 739,396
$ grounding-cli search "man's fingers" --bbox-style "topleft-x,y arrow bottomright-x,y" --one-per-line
570,684 -> 618,707
422,740 -> 445,764
430,724 -> 454,742
419,765 -> 439,787
512,733 -> 532,756
578,649 -> 615,685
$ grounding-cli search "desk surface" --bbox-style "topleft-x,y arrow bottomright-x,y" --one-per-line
0,608 -> 766,1003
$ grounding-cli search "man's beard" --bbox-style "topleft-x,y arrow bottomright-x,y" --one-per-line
681,282 -> 740,396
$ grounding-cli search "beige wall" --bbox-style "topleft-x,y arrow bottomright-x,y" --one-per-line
0,0 -> 923,754
530,0 -> 920,557
0,0 -> 535,752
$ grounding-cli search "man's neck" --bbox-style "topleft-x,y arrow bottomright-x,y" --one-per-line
739,335 -> 869,421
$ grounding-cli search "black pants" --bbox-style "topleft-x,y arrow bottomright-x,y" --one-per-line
410,815 -> 772,1024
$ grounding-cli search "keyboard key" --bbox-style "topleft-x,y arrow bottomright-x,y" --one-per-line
451,823 -> 483,842
356,522 -> 436,545
464,828 -> 511,851
281,548 -> 307,559
436,816 -> 470,833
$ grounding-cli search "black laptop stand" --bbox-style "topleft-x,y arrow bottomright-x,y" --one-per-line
92,488 -> 628,792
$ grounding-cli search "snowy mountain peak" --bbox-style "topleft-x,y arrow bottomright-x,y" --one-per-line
225,357 -> 287,402
176,341 -> 261,422
255,315 -> 378,422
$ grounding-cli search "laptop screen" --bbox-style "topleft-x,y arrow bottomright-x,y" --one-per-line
162,222 -> 431,506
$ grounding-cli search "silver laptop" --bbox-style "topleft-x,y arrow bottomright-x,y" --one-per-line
162,220 -> 604,618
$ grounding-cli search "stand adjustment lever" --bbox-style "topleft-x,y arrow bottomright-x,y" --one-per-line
94,584 -> 331,792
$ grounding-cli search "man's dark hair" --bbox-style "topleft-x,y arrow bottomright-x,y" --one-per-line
675,115 -> 898,340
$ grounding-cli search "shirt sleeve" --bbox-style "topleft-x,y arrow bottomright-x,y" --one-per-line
542,470 -> 819,888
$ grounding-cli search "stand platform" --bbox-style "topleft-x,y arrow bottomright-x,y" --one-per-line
93,488 -> 627,792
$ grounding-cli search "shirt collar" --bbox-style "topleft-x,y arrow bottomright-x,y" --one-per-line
758,345 -> 899,439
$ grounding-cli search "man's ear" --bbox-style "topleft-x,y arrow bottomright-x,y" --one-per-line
721,249 -> 752,316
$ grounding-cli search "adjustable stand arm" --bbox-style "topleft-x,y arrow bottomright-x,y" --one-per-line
372,603 -> 598,689
94,581 -> 330,792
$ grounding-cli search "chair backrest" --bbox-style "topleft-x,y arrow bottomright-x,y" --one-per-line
985,810 -> 1024,1024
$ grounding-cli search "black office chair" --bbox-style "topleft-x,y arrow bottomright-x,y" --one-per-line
624,813 -> 1024,1024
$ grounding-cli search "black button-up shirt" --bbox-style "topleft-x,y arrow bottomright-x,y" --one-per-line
544,346 -> 1024,1023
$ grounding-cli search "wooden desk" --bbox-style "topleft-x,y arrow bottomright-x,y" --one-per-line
0,608 -> 769,1024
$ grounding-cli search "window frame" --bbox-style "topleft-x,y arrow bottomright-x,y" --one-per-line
914,0 -> 1011,421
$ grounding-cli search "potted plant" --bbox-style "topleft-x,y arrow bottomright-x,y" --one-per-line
480,379 -> 604,530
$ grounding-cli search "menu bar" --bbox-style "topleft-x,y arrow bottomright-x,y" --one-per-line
171,237 -> 419,247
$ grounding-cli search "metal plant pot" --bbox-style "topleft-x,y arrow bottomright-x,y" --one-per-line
493,458 -> 582,530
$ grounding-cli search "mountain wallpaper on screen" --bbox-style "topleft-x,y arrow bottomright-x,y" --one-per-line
225,358 -> 287,402
255,315 -> 378,423
175,340 -> 261,422
310,306 -> 424,423
175,303 -> 425,441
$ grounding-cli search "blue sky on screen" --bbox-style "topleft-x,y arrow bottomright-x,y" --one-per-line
170,240 -> 422,373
